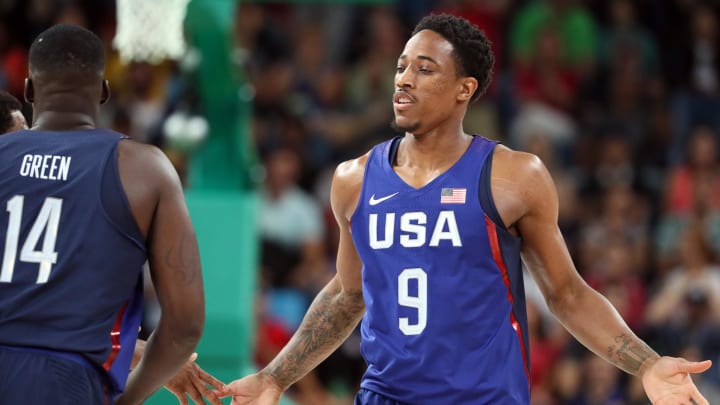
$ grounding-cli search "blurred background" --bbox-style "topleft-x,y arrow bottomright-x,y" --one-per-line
3,0 -> 720,404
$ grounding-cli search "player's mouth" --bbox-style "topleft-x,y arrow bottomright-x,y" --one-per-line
393,91 -> 416,111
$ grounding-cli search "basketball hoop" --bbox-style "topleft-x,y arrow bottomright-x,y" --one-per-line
113,0 -> 192,64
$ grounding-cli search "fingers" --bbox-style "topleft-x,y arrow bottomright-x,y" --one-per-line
172,392 -> 189,405
185,385 -> 205,405
214,388 -> 231,399
692,393 -> 710,405
190,373 -> 224,405
171,377 -> 209,405
676,359 -> 713,374
215,381 -> 238,398
197,366 -> 226,390
205,394 -> 225,405
184,354 -> 226,403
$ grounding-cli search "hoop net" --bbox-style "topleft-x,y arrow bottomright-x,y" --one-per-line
113,0 -> 191,64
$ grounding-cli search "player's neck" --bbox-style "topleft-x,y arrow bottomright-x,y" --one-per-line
398,129 -> 472,170
31,111 -> 97,131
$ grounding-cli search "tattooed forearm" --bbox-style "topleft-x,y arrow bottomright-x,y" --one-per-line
162,231 -> 201,285
607,334 -> 658,375
263,286 -> 365,389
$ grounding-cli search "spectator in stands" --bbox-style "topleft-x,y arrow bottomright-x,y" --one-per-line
0,90 -> 26,133
259,146 -> 327,293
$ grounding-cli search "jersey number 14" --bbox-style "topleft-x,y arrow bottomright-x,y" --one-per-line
1,195 -> 63,284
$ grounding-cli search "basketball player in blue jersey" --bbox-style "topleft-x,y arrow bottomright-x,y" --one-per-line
220,14 -> 711,405
0,24 -> 208,404
0,74 -> 223,405
0,90 -> 27,133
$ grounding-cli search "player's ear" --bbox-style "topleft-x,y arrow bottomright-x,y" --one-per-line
457,77 -> 478,103
24,78 -> 34,104
100,80 -> 110,105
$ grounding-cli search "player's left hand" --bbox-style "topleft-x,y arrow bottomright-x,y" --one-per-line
165,353 -> 226,405
641,356 -> 712,404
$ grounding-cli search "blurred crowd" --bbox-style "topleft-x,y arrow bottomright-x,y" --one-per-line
3,0 -> 720,404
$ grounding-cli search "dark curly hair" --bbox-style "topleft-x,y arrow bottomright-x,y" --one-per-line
0,90 -> 22,134
412,14 -> 494,102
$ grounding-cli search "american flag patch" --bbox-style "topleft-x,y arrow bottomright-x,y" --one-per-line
440,188 -> 466,204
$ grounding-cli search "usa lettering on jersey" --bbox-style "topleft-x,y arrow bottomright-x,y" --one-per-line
369,210 -> 462,249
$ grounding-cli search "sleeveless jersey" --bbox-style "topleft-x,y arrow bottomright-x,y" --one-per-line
0,129 -> 146,396
350,136 -> 531,404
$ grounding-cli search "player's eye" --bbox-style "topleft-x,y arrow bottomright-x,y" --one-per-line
396,65 -> 406,74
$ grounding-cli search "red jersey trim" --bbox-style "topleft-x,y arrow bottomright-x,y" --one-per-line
484,214 -> 531,385
102,303 -> 127,371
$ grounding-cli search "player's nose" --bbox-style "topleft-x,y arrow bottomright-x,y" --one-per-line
395,68 -> 415,90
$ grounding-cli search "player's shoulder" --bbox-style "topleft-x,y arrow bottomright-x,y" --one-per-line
117,136 -> 164,158
334,151 -> 371,187
118,137 -> 173,165
492,144 -> 549,184
331,150 -> 372,220
117,138 -> 181,189
491,144 -> 556,217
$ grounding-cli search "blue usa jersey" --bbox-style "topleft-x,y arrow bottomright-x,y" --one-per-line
350,136 -> 531,404
0,129 -> 146,396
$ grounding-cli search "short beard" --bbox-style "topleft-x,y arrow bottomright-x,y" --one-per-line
390,119 -> 420,133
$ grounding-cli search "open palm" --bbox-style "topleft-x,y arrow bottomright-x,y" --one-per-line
641,356 -> 712,404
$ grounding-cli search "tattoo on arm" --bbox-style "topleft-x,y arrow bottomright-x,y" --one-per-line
163,232 -> 200,285
265,287 -> 365,389
608,334 -> 658,374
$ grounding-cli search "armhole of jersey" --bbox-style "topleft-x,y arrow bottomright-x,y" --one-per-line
388,136 -> 402,166
478,145 -> 508,230
349,151 -> 376,223
99,139 -> 146,252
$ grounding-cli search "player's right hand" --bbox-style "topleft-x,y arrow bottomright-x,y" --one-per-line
641,356 -> 711,405
165,353 -> 226,405
215,372 -> 283,405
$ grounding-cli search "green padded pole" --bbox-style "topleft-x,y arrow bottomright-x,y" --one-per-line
146,1 -> 258,404
185,0 -> 255,191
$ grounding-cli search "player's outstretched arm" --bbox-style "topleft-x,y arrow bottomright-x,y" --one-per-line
219,276 -> 364,405
218,158 -> 367,405
132,339 -> 225,405
492,148 -> 711,404
116,144 -> 206,405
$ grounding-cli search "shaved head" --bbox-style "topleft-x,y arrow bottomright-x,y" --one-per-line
24,24 -> 110,130
29,24 -> 105,77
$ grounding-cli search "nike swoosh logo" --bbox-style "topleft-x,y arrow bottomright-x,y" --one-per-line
369,192 -> 399,206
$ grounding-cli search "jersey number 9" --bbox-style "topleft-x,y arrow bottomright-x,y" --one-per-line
398,268 -> 427,335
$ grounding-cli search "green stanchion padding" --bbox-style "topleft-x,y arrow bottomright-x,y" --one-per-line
184,0 -> 255,191
147,1 -> 259,403
145,190 -> 258,405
